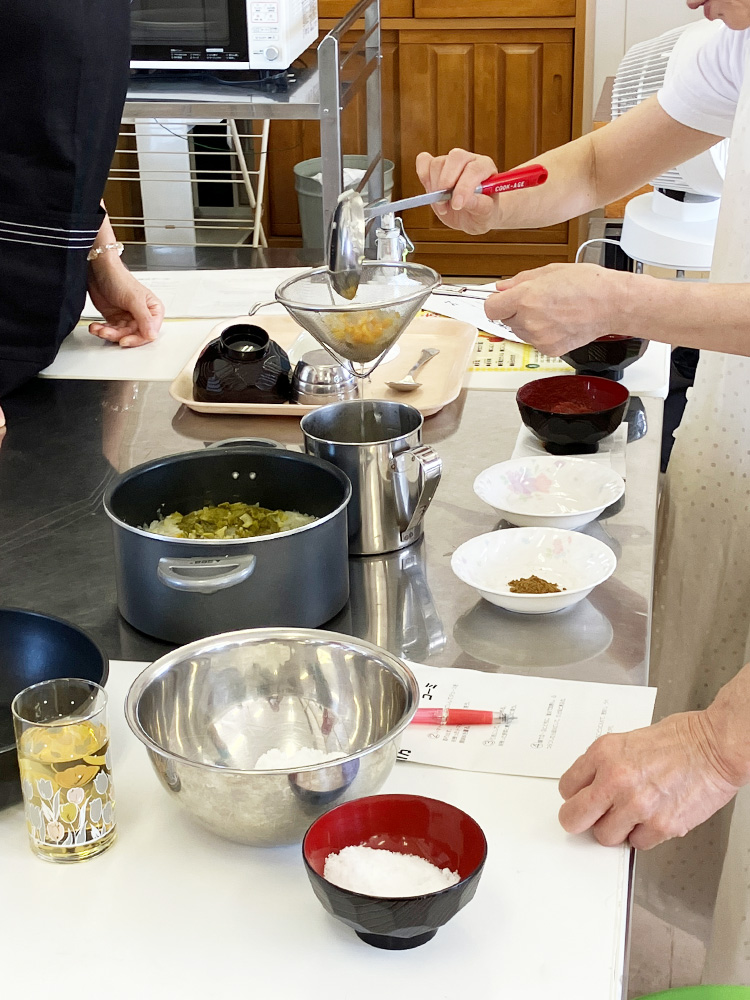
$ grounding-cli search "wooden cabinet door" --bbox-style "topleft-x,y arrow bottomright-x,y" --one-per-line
414,0 -> 575,16
319,0 -> 412,15
398,29 -> 573,248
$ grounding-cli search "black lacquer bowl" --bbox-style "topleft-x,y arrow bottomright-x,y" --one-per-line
0,608 -> 108,809
302,793 -> 487,950
517,374 -> 630,455
561,335 -> 648,381
193,323 -> 292,404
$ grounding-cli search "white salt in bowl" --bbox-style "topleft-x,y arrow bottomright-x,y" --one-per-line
302,793 -> 487,950
451,526 -> 617,614
473,455 -> 625,530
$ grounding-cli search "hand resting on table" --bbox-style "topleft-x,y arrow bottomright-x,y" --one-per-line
558,668 -> 750,850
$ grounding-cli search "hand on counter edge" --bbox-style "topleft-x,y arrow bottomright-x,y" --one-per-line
87,253 -> 165,349
556,657 -> 750,850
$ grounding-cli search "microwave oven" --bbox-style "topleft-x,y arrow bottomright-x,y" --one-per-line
130,0 -> 319,71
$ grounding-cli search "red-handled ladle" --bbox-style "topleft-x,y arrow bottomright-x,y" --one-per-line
328,163 -> 548,299
374,162 -> 548,217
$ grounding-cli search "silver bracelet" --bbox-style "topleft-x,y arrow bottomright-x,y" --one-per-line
87,241 -> 124,262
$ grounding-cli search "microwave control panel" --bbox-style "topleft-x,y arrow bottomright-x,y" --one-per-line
248,0 -> 317,68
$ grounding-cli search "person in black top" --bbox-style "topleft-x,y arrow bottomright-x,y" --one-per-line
0,0 -> 164,423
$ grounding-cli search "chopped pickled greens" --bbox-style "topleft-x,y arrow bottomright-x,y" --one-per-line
144,502 -> 316,539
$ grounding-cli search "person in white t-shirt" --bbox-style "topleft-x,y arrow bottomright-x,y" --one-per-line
416,21 -> 750,361
418,0 -> 750,983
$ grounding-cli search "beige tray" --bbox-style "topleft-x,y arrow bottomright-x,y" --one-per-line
169,314 -> 477,418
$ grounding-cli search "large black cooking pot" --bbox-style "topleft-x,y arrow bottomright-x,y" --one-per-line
103,448 -> 351,644
0,608 -> 108,809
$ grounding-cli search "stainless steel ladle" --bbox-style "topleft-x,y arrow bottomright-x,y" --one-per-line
327,163 -> 549,300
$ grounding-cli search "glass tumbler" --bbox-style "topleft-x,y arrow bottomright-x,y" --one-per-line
12,678 -> 116,862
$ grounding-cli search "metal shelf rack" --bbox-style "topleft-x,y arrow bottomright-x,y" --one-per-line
114,0 -> 384,256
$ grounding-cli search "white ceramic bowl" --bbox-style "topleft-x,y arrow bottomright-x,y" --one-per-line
450,527 -> 617,614
473,456 -> 625,530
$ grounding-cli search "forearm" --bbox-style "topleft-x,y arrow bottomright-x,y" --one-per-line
486,133 -> 598,229
618,274 -> 750,355
489,96 -> 720,230
88,210 -> 126,280
94,212 -> 118,249
704,662 -> 750,786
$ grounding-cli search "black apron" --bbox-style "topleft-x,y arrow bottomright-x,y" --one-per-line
0,0 -> 131,398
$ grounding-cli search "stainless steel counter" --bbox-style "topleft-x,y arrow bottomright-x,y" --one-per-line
0,377 -> 661,686
125,66 -> 323,121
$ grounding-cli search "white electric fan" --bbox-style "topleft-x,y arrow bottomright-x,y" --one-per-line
612,20 -> 730,272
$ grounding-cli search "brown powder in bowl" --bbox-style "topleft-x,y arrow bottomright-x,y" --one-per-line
508,575 -> 565,594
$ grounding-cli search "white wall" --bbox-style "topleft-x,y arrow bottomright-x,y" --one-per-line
591,0 -> 703,116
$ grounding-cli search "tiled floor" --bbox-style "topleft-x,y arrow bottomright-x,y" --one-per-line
627,904 -> 707,998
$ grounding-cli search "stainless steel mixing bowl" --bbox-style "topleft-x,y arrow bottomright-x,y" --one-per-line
125,628 -> 420,846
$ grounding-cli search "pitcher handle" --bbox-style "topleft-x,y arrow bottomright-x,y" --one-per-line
392,444 -> 442,546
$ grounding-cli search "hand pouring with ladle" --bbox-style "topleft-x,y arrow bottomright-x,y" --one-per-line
328,163 -> 549,300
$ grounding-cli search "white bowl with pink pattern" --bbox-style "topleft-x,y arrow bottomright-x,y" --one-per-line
451,527 -> 617,614
473,456 -> 625,530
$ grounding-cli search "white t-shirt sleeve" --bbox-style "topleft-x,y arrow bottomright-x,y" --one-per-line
658,24 -> 750,137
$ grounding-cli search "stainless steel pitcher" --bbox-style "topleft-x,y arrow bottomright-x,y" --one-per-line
301,400 -> 442,555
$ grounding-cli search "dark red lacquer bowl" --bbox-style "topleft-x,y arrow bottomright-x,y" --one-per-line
561,335 -> 647,381
517,374 -> 630,455
193,322 -> 292,404
302,793 -> 487,950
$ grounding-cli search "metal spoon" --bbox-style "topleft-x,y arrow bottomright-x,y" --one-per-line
386,348 -> 440,392
328,163 -> 549,300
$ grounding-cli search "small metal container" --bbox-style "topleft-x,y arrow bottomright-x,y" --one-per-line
301,399 -> 442,555
291,349 -> 358,404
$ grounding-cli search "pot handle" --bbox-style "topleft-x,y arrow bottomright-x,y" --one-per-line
157,555 -> 257,594
206,438 -> 282,450
391,444 -> 442,546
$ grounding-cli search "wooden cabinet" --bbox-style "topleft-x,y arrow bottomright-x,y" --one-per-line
263,3 -> 586,275
414,0 -> 574,16
398,29 -> 573,274
318,0 -> 412,14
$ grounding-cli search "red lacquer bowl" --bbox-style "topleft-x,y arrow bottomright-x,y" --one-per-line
561,335 -> 648,381
517,374 -> 630,454
302,793 -> 487,950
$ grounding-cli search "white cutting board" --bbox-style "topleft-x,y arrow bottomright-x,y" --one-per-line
40,269 -> 295,382
0,659 -> 631,1000
80,268 -> 307,319
39,318 -> 228,382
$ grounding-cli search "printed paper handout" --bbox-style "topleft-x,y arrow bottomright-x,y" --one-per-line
399,662 -> 656,779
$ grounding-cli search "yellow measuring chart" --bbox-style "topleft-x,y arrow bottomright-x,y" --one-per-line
471,331 -> 572,373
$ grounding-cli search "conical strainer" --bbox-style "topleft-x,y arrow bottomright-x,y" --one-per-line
274,261 -> 441,376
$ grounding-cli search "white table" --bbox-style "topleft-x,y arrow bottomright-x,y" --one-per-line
0,661 -> 630,1000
